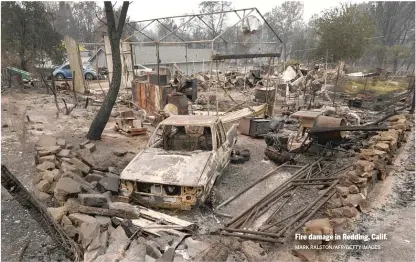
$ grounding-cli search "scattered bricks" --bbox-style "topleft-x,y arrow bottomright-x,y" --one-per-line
37,135 -> 57,147
48,182 -> 57,194
34,172 -> 44,184
87,230 -> 108,252
357,199 -> 371,213
57,139 -> 66,148
36,180 -> 51,192
108,202 -> 138,214
38,155 -> 56,164
389,123 -> 406,130
38,146 -> 62,156
326,206 -> 358,218
57,149 -> 71,158
338,173 -> 354,187
374,142 -> 390,152
34,190 -> 51,202
388,114 -> 406,122
304,218 -> 333,236
341,193 -> 366,207
348,185 -> 359,194
107,166 -> 120,174
77,149 -> 96,167
61,215 -> 73,227
80,221 -> 101,249
359,186 -> 368,197
47,206 -> 67,222
66,143 -> 74,149
335,186 -> 349,198
85,143 -> 96,153
54,177 -> 82,203
95,216 -> 112,228
106,226 -> 130,254
97,174 -> 119,193
42,169 -> 59,183
68,213 -> 98,227
329,218 -> 350,235
113,149 -> 127,157
61,161 -> 82,176
71,157 -> 91,175
355,160 -> 375,172
85,173 -> 105,183
326,196 -> 343,209
78,194 -> 109,208
80,140 -> 90,149
347,171 -> 368,187
358,171 -> 377,178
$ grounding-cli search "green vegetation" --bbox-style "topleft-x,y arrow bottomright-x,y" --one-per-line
343,78 -> 408,95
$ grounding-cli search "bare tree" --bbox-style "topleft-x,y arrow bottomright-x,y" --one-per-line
87,1 -> 129,140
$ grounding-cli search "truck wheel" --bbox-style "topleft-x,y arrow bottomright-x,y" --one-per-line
56,73 -> 65,80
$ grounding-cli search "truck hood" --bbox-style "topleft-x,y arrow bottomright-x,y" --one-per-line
120,148 -> 213,187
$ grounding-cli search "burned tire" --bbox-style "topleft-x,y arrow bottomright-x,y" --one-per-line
230,155 -> 246,164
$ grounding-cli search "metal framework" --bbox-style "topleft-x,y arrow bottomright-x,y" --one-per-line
123,8 -> 283,114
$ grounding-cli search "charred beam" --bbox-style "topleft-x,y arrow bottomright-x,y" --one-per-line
212,53 -> 281,61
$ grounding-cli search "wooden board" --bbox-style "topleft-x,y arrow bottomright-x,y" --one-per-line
64,35 -> 85,93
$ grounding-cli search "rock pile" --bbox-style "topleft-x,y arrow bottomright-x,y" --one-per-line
292,114 -> 411,261
32,135 -> 202,262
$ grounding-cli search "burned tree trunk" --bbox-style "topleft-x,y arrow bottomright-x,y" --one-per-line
87,1 -> 129,140
1,165 -> 82,261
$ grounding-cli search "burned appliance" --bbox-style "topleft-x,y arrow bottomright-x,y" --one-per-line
238,117 -> 270,137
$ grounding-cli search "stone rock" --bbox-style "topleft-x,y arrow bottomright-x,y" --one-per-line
38,146 -> 62,156
85,173 -> 104,183
54,177 -> 82,202
145,240 -> 162,259
48,181 -> 57,194
329,218 -> 350,234
39,155 -> 56,164
145,255 -> 156,262
107,166 -> 120,174
304,218 -> 333,236
374,142 -> 390,152
95,216 -> 112,228
34,172 -> 44,184
98,175 -> 119,193
60,161 -> 82,176
275,252 -> 303,262
78,194 -> 109,208
47,206 -> 67,222
42,169 -> 59,183
84,247 -> 105,262
342,193 -> 366,207
85,143 -> 96,152
57,149 -> 71,158
154,233 -> 175,251
61,215 -> 72,227
77,149 -> 96,167
57,139 -> 66,148
106,226 -> 129,254
36,180 -> 51,192
37,135 -> 57,147
388,114 -> 406,122
88,230 -> 108,252
346,172 -> 367,187
80,222 -> 101,249
326,207 -> 358,218
94,253 -> 119,262
108,202 -> 138,214
66,143 -> 74,149
292,249 -> 317,262
348,185 -> 359,194
326,196 -> 342,209
80,140 -> 90,149
68,213 -> 98,227
34,190 -> 51,201
121,243 -> 146,262
355,160 -> 375,172
63,224 -> 78,238
241,241 -> 266,262
335,186 -> 349,198
113,149 -> 127,156
36,161 -> 55,171
71,157 -> 91,175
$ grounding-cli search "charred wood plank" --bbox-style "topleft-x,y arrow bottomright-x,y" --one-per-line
309,125 -> 389,134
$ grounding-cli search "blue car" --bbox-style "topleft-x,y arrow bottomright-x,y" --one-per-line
52,63 -> 98,80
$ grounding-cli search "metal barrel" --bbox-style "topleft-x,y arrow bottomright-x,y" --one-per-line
313,116 -> 346,144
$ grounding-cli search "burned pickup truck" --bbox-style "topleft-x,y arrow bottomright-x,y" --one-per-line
120,115 -> 238,210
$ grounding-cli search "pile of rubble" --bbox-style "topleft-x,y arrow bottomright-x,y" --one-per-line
289,114 -> 411,261
32,135 -> 211,262
325,114 -> 410,219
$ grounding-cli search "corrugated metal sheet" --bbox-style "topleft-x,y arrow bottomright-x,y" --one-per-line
134,46 -> 214,65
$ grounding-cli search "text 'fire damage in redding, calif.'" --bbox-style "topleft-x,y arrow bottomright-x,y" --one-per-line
1,1 -> 415,262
